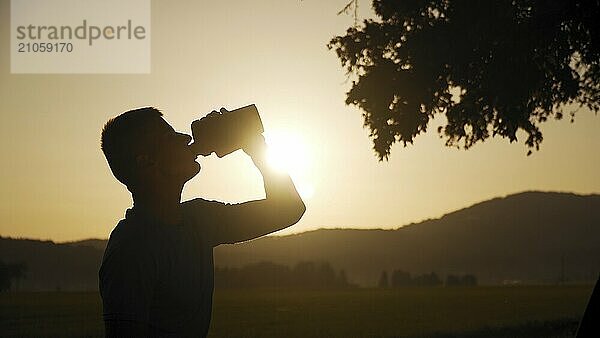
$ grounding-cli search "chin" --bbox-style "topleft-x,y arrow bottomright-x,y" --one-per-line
186,162 -> 201,179
170,160 -> 200,184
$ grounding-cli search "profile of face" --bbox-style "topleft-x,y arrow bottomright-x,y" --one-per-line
136,116 -> 200,185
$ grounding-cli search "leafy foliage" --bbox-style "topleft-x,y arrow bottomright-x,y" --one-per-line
328,0 -> 600,159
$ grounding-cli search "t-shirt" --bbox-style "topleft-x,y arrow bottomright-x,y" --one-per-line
99,198 -> 239,337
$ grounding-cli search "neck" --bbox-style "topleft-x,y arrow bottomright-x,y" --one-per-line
131,180 -> 185,226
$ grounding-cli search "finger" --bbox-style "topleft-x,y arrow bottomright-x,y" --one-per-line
204,111 -> 220,119
219,107 -> 229,114
253,133 -> 266,144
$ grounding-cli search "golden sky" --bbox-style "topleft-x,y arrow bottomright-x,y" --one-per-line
1,0 -> 599,242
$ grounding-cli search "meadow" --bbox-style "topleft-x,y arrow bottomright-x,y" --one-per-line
0,285 -> 593,337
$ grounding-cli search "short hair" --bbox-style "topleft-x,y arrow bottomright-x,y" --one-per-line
101,107 -> 163,187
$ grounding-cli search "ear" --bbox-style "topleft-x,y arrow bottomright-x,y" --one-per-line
135,154 -> 156,168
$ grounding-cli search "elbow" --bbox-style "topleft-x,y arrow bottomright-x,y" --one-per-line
270,193 -> 306,230
287,199 -> 306,226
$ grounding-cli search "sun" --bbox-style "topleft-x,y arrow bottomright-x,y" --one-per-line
264,131 -> 308,173
264,130 -> 315,199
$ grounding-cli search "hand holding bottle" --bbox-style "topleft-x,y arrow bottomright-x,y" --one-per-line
242,133 -> 268,163
190,104 -> 264,158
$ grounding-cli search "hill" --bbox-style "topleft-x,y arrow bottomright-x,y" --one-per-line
214,191 -> 600,285
0,237 -> 103,290
1,191 -> 598,290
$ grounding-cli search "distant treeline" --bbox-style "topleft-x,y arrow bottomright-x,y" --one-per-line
0,260 -> 27,292
215,261 -> 352,288
378,270 -> 478,287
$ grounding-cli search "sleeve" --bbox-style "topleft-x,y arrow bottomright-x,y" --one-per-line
181,198 -> 233,246
99,244 -> 158,330
182,196 -> 302,247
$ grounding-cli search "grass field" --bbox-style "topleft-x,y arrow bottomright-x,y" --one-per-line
0,286 -> 593,337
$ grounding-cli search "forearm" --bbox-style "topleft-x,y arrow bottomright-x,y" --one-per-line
251,153 -> 306,224
210,156 -> 305,244
244,135 -> 306,229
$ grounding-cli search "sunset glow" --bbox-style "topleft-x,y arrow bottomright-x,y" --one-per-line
0,0 -> 598,242
265,130 -> 315,199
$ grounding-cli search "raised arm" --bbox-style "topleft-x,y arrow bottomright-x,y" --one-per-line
210,134 -> 306,245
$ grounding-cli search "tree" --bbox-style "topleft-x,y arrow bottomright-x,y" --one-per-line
214,261 -> 352,288
445,274 -> 461,287
337,269 -> 350,287
445,273 -> 478,287
413,272 -> 442,286
391,269 -> 412,287
0,261 -> 9,292
0,260 -> 27,292
378,270 -> 389,288
328,0 -> 600,160
462,274 -> 477,287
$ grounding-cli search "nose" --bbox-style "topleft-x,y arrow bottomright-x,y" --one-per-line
178,133 -> 192,145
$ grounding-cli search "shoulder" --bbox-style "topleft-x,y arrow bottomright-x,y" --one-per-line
100,219 -> 157,278
181,198 -> 234,217
182,197 -> 231,209
181,198 -> 237,246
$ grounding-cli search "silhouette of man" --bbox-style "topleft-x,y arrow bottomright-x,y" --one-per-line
98,107 -> 306,337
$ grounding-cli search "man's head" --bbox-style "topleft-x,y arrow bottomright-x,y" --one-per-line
101,107 -> 200,191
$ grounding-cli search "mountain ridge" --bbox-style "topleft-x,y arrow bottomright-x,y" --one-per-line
1,191 -> 598,290
59,190 -> 600,244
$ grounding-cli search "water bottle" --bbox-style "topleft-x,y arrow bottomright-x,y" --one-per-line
190,104 -> 264,157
